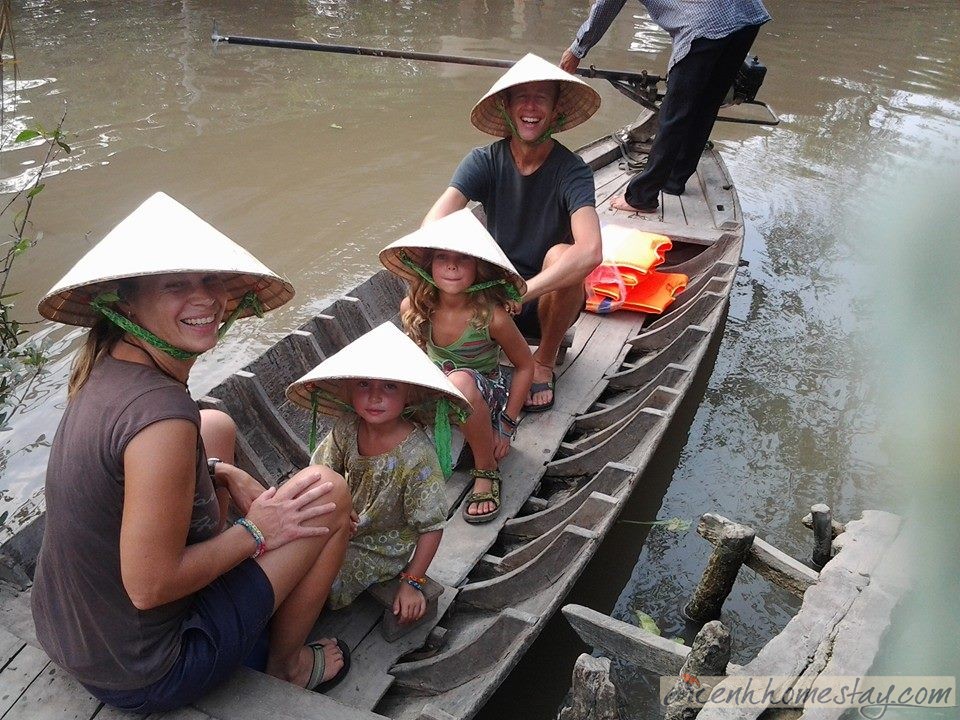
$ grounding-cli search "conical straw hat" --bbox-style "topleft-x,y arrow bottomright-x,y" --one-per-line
379,209 -> 526,296
471,53 -> 601,138
38,192 -> 295,327
286,322 -> 471,419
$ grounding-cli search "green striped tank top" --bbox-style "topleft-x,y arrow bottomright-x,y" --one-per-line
426,322 -> 501,375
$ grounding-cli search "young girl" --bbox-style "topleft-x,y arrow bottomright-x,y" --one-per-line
380,209 -> 534,524
286,322 -> 470,624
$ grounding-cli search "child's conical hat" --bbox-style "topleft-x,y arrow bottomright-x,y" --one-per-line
286,322 -> 471,419
378,209 -> 527,296
470,53 -> 601,138
38,192 -> 294,327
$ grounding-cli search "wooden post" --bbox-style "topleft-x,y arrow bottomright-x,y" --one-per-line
810,503 -> 833,569
558,654 -> 620,720
683,522 -> 755,624
664,621 -> 731,720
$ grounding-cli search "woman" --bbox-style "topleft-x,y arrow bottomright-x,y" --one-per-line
32,192 -> 353,713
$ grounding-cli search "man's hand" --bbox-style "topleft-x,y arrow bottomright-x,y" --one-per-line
560,49 -> 581,75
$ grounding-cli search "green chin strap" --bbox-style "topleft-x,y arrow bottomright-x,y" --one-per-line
90,290 -> 264,361
398,252 -> 522,302
308,388 -> 468,478
496,100 -> 567,145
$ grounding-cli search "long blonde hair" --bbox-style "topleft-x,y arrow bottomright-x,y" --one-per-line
67,279 -> 133,399
401,249 -> 513,348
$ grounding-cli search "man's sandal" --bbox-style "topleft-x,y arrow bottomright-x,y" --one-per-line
462,468 -> 501,524
307,638 -> 351,693
522,371 -> 556,413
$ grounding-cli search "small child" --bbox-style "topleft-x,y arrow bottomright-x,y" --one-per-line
286,322 -> 471,623
380,209 -> 534,524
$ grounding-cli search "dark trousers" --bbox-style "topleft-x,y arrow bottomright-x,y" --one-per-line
624,23 -> 761,210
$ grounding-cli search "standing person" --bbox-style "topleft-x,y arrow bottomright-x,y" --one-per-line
424,53 -> 603,414
286,323 -> 471,620
31,192 -> 353,713
560,0 -> 771,213
380,209 -> 535,523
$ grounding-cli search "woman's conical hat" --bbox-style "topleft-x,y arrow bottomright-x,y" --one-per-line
286,322 -> 471,419
38,192 -> 295,327
471,53 -> 601,138
379,209 -> 526,296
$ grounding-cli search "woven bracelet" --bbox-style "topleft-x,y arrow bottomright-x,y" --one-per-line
235,518 -> 266,558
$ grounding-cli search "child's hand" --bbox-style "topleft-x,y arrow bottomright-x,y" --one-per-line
349,510 -> 360,538
393,581 -> 427,624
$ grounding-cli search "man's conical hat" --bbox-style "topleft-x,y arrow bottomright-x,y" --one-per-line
285,322 -> 471,419
379,209 -> 526,295
471,53 -> 601,138
38,192 -> 294,327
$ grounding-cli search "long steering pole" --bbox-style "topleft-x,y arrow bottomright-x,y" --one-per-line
210,26 -> 665,109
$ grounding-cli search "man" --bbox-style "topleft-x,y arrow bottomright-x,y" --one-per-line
561,0 -> 770,213
424,54 -> 603,412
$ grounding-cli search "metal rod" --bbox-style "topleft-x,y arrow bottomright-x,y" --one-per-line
210,28 -> 664,86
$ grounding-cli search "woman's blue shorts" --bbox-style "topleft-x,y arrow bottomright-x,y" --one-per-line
84,559 -> 275,713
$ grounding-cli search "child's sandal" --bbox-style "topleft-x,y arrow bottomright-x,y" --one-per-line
462,468 -> 501,524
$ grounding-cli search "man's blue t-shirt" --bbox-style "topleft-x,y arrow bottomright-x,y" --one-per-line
450,139 -> 596,280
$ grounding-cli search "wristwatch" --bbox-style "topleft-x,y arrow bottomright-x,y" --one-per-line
207,457 -> 222,477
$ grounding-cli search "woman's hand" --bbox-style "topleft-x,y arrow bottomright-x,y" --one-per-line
214,463 -> 264,517
393,581 -> 427,625
245,469 -> 338,551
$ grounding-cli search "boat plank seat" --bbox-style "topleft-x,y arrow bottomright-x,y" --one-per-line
677,169 -> 718,229
607,325 -> 709,390
577,365 -> 691,431
347,270 -> 406,326
327,585 -> 458,711
628,291 -> 726,352
197,395 -> 273,483
546,407 -> 669,478
560,387 -> 679,456
458,526 -> 598,611
502,463 -> 633,540
243,330 -> 325,446
698,151 -> 738,227
389,608 -> 538,694
321,296 -> 376,341
480,492 -> 621,578
300,313 -> 352,357
204,370 -> 309,481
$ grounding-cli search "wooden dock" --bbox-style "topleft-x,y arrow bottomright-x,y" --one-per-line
561,508 -> 910,719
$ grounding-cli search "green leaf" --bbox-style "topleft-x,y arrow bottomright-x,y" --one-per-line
56,140 -> 71,154
27,183 -> 45,199
662,517 -> 692,533
671,637 -> 686,645
12,238 -> 30,256
14,130 -> 41,142
635,610 -> 661,636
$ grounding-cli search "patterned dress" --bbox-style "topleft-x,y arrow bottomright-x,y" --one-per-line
311,415 -> 446,609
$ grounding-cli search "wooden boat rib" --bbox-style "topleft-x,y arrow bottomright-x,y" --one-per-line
0,110 -> 745,720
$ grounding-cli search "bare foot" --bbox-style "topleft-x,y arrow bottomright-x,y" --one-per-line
609,195 -> 657,213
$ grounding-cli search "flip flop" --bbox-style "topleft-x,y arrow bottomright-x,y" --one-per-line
522,371 -> 555,413
307,638 -> 351,693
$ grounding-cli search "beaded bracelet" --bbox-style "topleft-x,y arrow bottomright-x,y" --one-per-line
400,571 -> 426,592
235,517 -> 266,558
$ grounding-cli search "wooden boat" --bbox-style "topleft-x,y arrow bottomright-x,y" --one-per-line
0,109 -> 745,720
